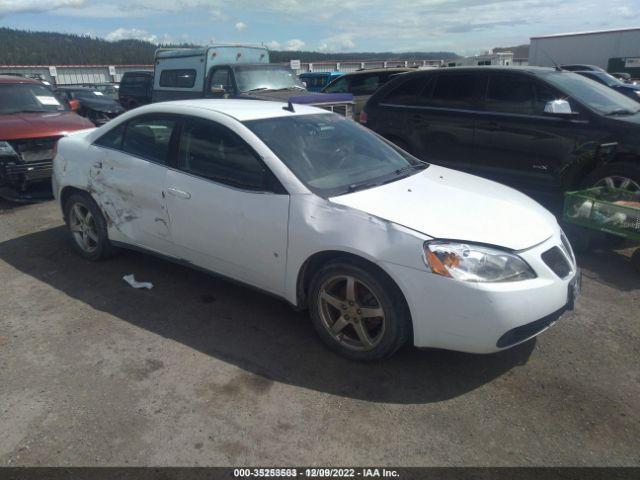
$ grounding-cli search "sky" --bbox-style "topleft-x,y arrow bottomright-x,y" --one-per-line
0,0 -> 639,55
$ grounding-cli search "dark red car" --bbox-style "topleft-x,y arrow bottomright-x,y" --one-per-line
0,75 -> 94,200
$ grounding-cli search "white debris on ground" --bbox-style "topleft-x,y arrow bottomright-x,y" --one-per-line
122,274 -> 153,290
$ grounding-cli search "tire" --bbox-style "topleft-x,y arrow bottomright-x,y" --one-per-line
64,192 -> 116,261
582,162 -> 640,192
308,261 -> 411,361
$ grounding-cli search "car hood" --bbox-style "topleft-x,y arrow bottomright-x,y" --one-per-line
78,97 -> 125,112
329,165 -> 558,251
0,111 -> 95,140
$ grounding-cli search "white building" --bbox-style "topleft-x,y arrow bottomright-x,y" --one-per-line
449,51 -> 514,67
529,27 -> 640,69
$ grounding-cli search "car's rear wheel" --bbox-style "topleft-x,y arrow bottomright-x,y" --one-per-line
308,261 -> 411,361
64,192 -> 116,261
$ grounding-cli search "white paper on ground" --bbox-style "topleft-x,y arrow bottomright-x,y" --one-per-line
123,274 -> 153,290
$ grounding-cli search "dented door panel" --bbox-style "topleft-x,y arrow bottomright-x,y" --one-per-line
87,146 -> 174,255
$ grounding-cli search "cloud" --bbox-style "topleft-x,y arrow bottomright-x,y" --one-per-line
317,33 -> 356,52
265,40 -> 281,50
234,21 -> 247,31
0,0 -> 85,16
285,38 -> 305,50
105,27 -> 158,43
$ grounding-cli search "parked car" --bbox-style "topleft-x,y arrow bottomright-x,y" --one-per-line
299,71 -> 343,92
56,86 -> 125,125
153,45 -> 354,118
361,66 -> 640,205
610,72 -> 633,83
52,99 -> 579,361
323,67 -> 414,120
574,70 -> 640,103
83,82 -> 119,100
560,64 -> 606,72
118,71 -> 153,110
0,75 -> 94,200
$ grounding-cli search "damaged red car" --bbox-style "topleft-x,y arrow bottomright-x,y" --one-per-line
0,75 -> 94,200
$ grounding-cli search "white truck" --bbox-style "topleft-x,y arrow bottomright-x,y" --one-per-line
153,45 -> 354,117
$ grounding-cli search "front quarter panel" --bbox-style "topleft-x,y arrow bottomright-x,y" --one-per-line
285,192 -> 431,304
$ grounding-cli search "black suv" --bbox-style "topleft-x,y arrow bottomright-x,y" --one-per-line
118,71 -> 153,110
362,66 -> 640,204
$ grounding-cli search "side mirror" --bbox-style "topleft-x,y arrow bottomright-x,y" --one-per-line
544,99 -> 574,116
68,99 -> 80,111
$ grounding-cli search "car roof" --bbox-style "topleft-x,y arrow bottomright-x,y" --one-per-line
343,67 -> 415,76
137,99 -> 327,122
0,75 -> 43,84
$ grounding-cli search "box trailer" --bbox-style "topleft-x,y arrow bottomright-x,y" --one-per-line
529,28 -> 640,70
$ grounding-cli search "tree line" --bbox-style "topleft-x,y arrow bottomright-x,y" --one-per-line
0,28 -> 460,65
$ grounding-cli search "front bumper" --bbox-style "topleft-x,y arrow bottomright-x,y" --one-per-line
383,230 -> 580,354
0,157 -> 53,189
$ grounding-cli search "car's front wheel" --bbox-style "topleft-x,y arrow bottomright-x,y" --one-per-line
584,162 -> 640,193
64,192 -> 116,261
308,261 -> 411,361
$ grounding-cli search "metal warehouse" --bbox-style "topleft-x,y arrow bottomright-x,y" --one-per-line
529,27 -> 640,72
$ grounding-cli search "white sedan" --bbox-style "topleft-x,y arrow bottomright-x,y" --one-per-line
52,99 -> 580,361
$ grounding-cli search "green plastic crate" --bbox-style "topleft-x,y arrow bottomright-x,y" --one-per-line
563,187 -> 640,242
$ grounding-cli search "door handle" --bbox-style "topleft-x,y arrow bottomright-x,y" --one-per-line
166,187 -> 191,199
93,161 -> 102,169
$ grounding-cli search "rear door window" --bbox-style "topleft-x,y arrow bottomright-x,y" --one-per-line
323,76 -> 349,93
427,74 -> 477,109
121,115 -> 178,165
349,74 -> 383,95
382,76 -> 429,105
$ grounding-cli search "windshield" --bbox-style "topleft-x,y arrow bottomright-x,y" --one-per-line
545,71 -> 640,115
0,83 -> 68,114
244,113 -> 427,197
235,66 -> 305,92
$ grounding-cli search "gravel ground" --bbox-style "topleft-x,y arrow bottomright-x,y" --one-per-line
0,198 -> 639,466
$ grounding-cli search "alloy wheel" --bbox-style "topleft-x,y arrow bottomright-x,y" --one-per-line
595,175 -> 640,192
317,275 -> 386,351
69,202 -> 99,253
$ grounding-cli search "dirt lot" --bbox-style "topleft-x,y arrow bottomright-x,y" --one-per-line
0,198 -> 639,466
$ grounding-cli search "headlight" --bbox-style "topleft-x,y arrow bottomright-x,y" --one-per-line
423,241 -> 536,282
0,141 -> 18,157
634,90 -> 640,97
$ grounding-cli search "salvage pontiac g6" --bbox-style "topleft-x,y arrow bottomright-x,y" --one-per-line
52,99 -> 580,360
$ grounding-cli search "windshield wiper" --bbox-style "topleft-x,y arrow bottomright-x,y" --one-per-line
605,108 -> 639,116
245,87 -> 269,92
393,163 -> 428,176
345,181 -> 381,193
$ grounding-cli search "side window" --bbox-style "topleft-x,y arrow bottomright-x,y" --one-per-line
121,115 -> 177,164
427,74 -> 476,109
382,76 -> 428,105
323,76 -> 349,93
349,74 -> 382,95
210,68 -> 232,89
94,122 -> 126,149
159,69 -> 197,88
485,75 -> 535,114
178,118 -> 269,191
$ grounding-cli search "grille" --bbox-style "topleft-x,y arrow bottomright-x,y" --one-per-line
541,246 -> 572,278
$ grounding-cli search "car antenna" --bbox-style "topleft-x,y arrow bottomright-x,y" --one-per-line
283,100 -> 295,112
542,49 -> 562,71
